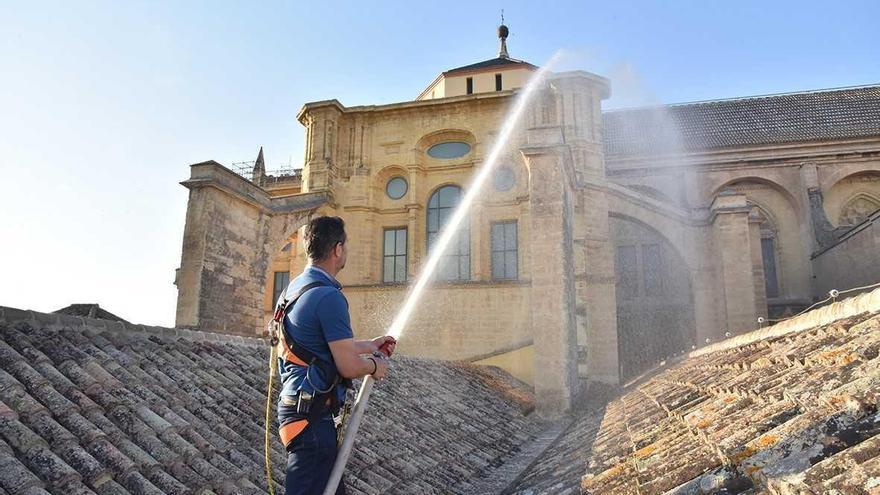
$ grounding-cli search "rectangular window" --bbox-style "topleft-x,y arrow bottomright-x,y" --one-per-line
273,271 -> 290,304
491,221 -> 518,280
642,244 -> 664,296
495,73 -> 502,91
616,246 -> 638,299
466,77 -> 473,95
762,237 -> 779,298
383,228 -> 408,283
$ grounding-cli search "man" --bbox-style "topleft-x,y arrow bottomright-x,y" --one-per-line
276,216 -> 395,495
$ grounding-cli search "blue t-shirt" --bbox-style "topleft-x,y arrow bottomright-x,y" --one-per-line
277,265 -> 353,403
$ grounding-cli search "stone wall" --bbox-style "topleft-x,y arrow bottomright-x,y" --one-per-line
344,282 -> 531,361
812,210 -> 880,299
175,161 -> 325,334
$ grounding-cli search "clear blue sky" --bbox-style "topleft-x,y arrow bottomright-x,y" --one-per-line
1,0 -> 878,326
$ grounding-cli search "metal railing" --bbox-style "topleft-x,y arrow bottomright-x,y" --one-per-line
229,161 -> 302,184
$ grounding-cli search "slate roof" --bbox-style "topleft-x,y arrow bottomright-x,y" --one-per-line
603,85 -> 880,157
511,310 -> 880,494
444,57 -> 536,76
0,306 -> 541,495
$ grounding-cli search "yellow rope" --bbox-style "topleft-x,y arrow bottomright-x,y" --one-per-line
265,342 -> 278,495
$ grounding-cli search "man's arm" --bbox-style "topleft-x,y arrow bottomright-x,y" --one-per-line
317,292 -> 392,379
328,338 -> 388,379
354,340 -> 378,355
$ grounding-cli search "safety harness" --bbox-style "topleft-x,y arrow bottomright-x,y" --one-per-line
268,281 -> 352,448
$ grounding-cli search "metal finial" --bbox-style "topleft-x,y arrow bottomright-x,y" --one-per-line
497,12 -> 509,58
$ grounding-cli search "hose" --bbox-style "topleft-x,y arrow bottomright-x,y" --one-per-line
265,344 -> 279,495
322,376 -> 375,495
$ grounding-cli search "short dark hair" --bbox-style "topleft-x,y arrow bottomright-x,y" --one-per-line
305,216 -> 346,261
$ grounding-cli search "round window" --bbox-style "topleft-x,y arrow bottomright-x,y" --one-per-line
386,177 -> 408,200
427,141 -> 471,159
493,166 -> 516,192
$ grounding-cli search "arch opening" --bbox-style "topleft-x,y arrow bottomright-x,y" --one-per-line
611,215 -> 696,382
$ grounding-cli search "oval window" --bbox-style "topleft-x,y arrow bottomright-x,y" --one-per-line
427,141 -> 471,159
493,166 -> 516,192
386,177 -> 408,200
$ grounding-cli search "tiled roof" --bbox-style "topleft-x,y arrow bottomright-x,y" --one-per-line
511,310 -> 880,494
603,85 -> 880,156
54,305 -> 127,324
444,57 -> 536,75
0,307 -> 541,495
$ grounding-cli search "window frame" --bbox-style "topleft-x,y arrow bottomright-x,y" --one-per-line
761,235 -> 780,298
426,141 -> 471,160
495,73 -> 502,91
490,220 -> 518,280
466,77 -> 474,95
272,271 -> 290,304
382,227 -> 408,284
427,185 -> 470,281
385,176 -> 408,200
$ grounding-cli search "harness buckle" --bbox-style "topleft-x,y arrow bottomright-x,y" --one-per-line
267,319 -> 281,347
295,391 -> 314,414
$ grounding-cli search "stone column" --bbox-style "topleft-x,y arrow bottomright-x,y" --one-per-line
471,202 -> 487,280
749,211 -> 769,320
548,71 -> 617,386
299,103 -> 344,193
710,192 -> 760,336
406,205 -> 419,280
522,147 -> 579,419
800,162 -> 837,250
581,186 -> 619,385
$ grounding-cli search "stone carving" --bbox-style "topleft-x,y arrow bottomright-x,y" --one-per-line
839,195 -> 880,226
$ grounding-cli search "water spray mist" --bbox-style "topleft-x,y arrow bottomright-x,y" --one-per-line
321,52 -> 562,495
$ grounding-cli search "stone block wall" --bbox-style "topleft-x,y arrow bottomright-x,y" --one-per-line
344,282 -> 531,361
812,210 -> 880,298
175,162 -> 324,334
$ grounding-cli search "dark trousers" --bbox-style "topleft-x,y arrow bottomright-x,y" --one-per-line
285,415 -> 346,495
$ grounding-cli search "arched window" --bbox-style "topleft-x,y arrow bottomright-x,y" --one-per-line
427,185 -> 469,280
752,206 -> 780,298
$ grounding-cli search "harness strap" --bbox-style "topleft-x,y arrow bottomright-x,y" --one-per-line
274,280 -> 354,447
278,281 -> 332,371
278,281 -> 354,392
279,419 -> 309,448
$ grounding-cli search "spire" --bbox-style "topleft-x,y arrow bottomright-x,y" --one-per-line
497,11 -> 509,59
252,146 -> 266,184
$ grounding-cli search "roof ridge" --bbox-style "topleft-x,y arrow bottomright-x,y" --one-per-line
0,305 -> 266,348
603,83 -> 880,114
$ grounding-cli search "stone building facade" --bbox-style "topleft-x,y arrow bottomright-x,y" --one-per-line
175,27 -> 880,418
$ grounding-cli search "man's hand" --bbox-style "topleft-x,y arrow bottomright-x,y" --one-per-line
371,356 -> 389,380
371,335 -> 396,357
329,338 -> 393,380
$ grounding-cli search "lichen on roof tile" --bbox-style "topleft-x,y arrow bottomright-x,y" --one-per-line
510,310 -> 880,494
0,308 -> 542,494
